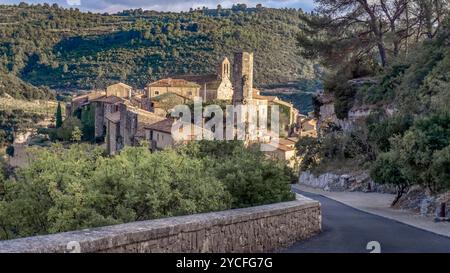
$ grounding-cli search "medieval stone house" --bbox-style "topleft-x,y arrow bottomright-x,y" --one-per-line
172,58 -> 234,101
144,118 -> 214,151
68,52 -> 314,159
105,103 -> 165,155
146,78 -> 200,100
264,138 -> 298,168
106,82 -> 133,98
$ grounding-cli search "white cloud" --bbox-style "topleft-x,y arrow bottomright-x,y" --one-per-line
66,0 -> 81,5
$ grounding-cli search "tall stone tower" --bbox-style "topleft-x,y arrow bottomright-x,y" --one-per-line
218,57 -> 231,79
232,52 -> 253,105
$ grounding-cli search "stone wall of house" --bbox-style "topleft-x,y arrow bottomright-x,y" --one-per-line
106,84 -> 131,98
233,52 -> 253,104
94,102 -> 104,138
0,194 -> 321,253
119,104 -> 138,147
216,78 -> 234,101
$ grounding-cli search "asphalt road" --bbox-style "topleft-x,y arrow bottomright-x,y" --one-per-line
284,189 -> 450,253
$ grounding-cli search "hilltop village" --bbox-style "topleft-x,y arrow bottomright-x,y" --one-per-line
68,52 -> 317,165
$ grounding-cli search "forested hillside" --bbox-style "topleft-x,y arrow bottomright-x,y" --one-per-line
296,0 -> 450,201
0,3 -> 318,99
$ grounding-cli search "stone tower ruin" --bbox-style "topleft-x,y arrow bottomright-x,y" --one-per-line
232,52 -> 253,105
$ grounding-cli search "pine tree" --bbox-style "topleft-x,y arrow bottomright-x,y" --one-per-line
55,102 -> 63,128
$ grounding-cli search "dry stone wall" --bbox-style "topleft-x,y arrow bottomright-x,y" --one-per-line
0,194 -> 321,253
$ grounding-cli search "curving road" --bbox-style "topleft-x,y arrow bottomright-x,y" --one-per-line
285,189 -> 450,253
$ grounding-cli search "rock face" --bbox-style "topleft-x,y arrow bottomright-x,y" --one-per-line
394,186 -> 450,217
299,171 -> 396,194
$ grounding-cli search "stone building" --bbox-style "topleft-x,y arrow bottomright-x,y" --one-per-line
68,51 -> 308,159
148,92 -> 191,117
105,103 -> 165,155
106,82 -> 133,99
145,78 -> 200,100
105,111 -> 121,155
232,52 -> 254,105
144,119 -> 176,151
172,58 -> 234,101
300,117 -> 318,138
90,95 -> 124,139
67,91 -> 105,118
264,138 -> 298,168
145,118 -> 214,151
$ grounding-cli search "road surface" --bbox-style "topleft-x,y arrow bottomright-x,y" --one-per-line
285,189 -> 450,253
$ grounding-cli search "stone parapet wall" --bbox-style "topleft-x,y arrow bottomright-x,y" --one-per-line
0,194 -> 321,253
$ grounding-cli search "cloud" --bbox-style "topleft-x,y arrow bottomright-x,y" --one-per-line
0,0 -> 315,13
66,0 -> 80,5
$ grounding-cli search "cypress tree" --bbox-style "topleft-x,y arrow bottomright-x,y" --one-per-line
55,102 -> 63,128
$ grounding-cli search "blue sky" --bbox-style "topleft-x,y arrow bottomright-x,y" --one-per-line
0,0 -> 315,13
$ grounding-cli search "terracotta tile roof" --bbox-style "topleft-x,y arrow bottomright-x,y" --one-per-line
252,89 -> 278,102
108,82 -> 132,89
71,95 -> 90,103
276,144 -> 295,152
144,118 -> 175,134
266,142 -> 295,152
278,138 -> 296,147
148,78 -> 200,88
152,92 -> 191,101
133,108 -> 165,125
91,95 -> 124,104
172,74 -> 219,85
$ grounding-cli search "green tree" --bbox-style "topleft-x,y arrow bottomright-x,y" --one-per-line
70,126 -> 82,142
5,146 -> 14,158
295,137 -> 321,171
56,117 -> 83,141
55,102 -> 63,128
370,151 -> 410,206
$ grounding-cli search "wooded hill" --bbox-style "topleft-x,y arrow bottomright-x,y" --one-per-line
296,0 -> 450,199
0,3 -> 318,100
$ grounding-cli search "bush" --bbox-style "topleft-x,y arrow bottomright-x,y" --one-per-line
0,141 -> 294,240
366,113 -> 413,153
373,112 -> 450,193
370,151 -> 410,205
182,141 -> 295,208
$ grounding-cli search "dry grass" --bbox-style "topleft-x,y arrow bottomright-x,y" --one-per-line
0,96 -> 64,117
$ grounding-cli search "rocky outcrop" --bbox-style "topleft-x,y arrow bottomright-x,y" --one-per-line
393,186 -> 450,217
317,92 -> 372,132
316,81 -> 396,133
299,170 -> 396,194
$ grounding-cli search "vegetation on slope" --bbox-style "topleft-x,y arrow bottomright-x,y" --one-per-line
296,0 -> 450,202
0,3 -> 318,97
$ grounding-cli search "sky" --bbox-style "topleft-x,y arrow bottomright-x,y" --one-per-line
0,0 -> 315,13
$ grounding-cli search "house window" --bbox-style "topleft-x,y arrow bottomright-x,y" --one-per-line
155,91 -> 159,95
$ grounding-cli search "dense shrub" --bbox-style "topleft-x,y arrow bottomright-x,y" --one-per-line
0,141 -> 294,240
182,141 -> 295,208
372,112 -> 450,193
